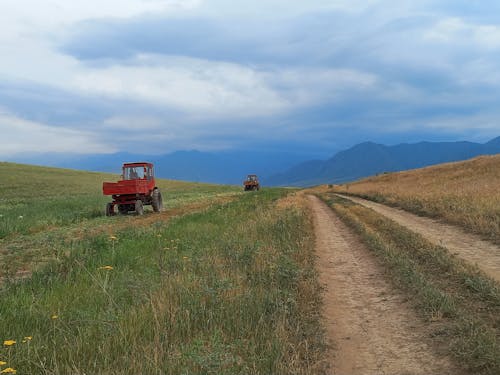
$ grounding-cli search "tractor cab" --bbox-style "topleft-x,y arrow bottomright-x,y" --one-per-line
123,163 -> 153,180
243,174 -> 260,191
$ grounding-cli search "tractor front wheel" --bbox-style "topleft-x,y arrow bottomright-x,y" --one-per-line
135,200 -> 144,215
152,189 -> 163,212
105,203 -> 115,216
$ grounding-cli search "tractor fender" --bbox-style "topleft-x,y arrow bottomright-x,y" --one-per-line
147,187 -> 159,196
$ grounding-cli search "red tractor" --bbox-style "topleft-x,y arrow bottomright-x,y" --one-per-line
243,174 -> 260,191
103,162 -> 163,216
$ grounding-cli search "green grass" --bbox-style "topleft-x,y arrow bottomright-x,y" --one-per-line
0,174 -> 325,374
319,193 -> 500,374
0,162 -> 240,239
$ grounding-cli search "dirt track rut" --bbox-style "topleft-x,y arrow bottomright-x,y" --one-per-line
308,195 -> 461,375
337,194 -> 500,283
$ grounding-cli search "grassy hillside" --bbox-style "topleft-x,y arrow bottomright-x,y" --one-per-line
0,163 -> 324,374
333,154 -> 500,244
0,162 -> 239,239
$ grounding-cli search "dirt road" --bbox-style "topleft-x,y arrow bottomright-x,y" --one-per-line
308,195 -> 461,375
337,194 -> 500,283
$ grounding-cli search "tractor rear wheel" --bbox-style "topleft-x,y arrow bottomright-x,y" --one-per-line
152,189 -> 163,212
135,200 -> 144,215
105,203 -> 115,216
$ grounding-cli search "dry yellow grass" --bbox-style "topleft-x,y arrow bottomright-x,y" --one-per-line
332,154 -> 500,244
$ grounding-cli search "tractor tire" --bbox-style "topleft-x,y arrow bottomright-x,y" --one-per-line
152,189 -> 163,212
105,203 -> 115,216
135,200 -> 144,215
118,204 -> 129,215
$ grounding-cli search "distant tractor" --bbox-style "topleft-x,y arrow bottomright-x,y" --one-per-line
243,174 -> 260,191
103,162 -> 163,216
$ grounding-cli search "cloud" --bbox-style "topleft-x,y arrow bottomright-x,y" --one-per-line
2,0 -> 200,27
69,54 -> 377,119
0,109 -> 114,156
102,115 -> 163,130
1,0 -> 500,158
71,56 -> 290,118
57,2 -> 397,64
425,17 -> 500,49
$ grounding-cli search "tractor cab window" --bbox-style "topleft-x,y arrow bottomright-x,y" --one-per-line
247,175 -> 257,182
146,166 -> 153,180
123,166 -> 145,180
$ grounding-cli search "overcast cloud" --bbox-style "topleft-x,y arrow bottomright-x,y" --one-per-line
1,0 -> 499,158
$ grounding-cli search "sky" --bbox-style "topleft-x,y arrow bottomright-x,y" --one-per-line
1,0 -> 500,159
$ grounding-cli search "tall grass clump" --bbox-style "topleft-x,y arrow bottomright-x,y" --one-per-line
332,155 -> 500,244
0,190 -> 324,374
320,193 -> 500,374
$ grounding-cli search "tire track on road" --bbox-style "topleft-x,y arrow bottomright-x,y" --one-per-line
337,194 -> 500,283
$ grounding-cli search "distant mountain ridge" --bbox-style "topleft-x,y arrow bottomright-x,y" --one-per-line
267,136 -> 500,187
13,150 -> 314,185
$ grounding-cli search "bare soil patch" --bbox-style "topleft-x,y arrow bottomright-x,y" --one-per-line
308,195 -> 462,375
337,194 -> 500,283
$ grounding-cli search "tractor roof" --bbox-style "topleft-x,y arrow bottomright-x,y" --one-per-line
123,162 -> 153,167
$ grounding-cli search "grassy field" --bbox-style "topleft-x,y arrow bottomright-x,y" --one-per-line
0,162 -> 240,240
332,154 -> 500,244
318,193 -> 500,374
0,163 -> 324,374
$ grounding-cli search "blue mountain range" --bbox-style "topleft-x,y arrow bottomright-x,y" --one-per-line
267,136 -> 500,186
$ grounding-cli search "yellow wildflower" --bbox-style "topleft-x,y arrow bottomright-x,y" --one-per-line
182,256 -> 189,260
0,361 -> 6,366
2,341 -> 15,347
99,265 -> 113,270
109,235 -> 117,241
22,336 -> 32,343
0,368 -> 16,374
51,315 -> 58,320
